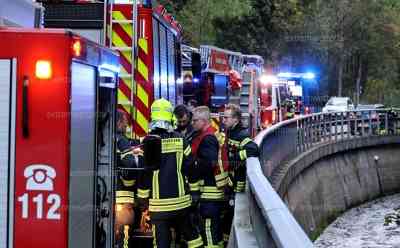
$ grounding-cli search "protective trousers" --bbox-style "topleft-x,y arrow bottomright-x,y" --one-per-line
200,201 -> 223,248
221,201 -> 234,245
151,209 -> 203,248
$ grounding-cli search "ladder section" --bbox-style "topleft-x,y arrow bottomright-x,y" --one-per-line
106,2 -> 136,137
239,70 -> 252,113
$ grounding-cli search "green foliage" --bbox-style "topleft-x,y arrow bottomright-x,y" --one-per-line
156,0 -> 400,106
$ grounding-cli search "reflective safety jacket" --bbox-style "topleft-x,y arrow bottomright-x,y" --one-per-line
226,123 -> 259,192
116,133 -> 143,204
137,129 -> 199,219
191,126 -> 227,201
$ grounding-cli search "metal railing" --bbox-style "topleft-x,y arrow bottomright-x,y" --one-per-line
259,108 -> 400,181
238,108 -> 400,248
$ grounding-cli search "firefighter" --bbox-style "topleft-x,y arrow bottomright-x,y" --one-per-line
221,103 -> 259,245
174,104 -> 196,143
191,106 -> 228,248
115,110 -> 144,248
137,98 -> 203,248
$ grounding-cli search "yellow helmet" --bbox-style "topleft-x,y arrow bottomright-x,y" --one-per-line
151,98 -> 174,123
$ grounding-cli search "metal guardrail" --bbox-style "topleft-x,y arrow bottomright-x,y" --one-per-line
259,108 -> 400,182
240,108 -> 400,248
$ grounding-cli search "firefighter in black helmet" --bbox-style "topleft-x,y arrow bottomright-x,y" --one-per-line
137,98 -> 203,248
221,103 -> 259,245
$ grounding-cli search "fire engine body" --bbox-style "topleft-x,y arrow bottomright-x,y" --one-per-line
42,1 -> 183,138
258,77 -> 291,128
196,45 -> 264,134
0,28 -> 119,248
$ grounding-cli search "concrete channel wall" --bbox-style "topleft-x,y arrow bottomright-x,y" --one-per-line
281,139 -> 400,239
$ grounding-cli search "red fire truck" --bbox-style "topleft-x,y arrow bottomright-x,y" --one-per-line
258,74 -> 291,128
41,1 -> 183,138
0,27 -> 119,248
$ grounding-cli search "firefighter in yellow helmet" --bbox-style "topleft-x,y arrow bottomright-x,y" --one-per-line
137,98 -> 203,248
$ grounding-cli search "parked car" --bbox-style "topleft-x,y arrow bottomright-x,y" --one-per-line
322,97 -> 355,113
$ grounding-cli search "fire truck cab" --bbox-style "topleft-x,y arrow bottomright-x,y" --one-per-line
0,28 -> 119,248
258,75 -> 291,128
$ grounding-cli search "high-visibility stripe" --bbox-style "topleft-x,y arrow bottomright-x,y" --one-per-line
184,146 -> 191,156
123,225 -> 129,248
202,186 -> 224,193
119,79 -> 133,104
239,150 -> 247,160
112,10 -> 130,21
215,178 -> 228,188
118,89 -> 131,105
116,190 -> 135,204
149,194 -> 191,206
121,179 -> 135,187
119,52 -> 133,74
240,138 -> 252,147
200,186 -> 224,200
161,138 -> 183,153
112,30 -> 129,54
227,176 -> 233,187
137,188 -> 150,199
120,65 -> 131,78
228,139 -> 240,146
113,11 -> 133,37
152,170 -> 160,199
205,219 -> 214,247
139,38 -> 148,54
188,236 -> 203,248
136,110 -> 149,134
137,58 -> 149,81
113,21 -> 133,47
189,181 -> 201,191
235,181 -> 245,192
116,191 -> 134,197
116,197 -> 135,204
201,186 -> 224,199
177,151 -> 184,196
215,172 -> 228,181
149,199 -> 191,212
201,192 -> 225,199
137,83 -> 149,108
153,225 -> 157,248
237,181 -> 245,187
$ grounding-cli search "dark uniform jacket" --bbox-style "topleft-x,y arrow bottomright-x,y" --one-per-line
137,128 -> 199,220
226,123 -> 259,192
191,126 -> 225,201
116,132 -> 143,204
176,123 -> 196,143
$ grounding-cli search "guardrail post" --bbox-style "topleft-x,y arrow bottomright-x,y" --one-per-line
341,112 -> 344,140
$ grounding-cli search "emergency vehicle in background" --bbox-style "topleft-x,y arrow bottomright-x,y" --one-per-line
277,72 -> 319,114
41,0 -> 183,138
257,74 -> 291,128
184,44 -> 266,134
0,28 -> 119,248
